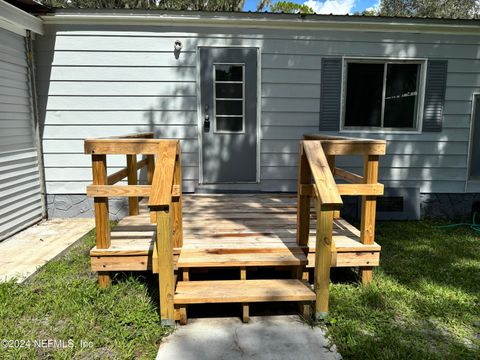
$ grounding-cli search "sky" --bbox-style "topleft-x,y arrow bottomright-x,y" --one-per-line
243,0 -> 381,14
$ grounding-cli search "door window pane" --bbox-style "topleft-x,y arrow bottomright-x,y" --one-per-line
215,65 -> 243,81
216,117 -> 243,132
216,83 -> 243,98
214,63 -> 245,132
216,100 -> 243,115
384,64 -> 419,128
344,63 -> 384,127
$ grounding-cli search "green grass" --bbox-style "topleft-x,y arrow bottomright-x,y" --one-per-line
0,221 -> 478,359
0,229 -> 171,359
325,220 -> 480,360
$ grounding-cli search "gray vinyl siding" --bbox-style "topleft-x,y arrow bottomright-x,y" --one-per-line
35,25 -> 480,195
0,28 -> 43,241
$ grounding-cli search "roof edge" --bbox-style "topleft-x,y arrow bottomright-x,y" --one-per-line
40,9 -> 480,35
0,0 -> 44,35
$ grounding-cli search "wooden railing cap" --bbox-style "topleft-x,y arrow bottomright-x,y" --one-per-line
303,134 -> 386,144
84,138 -> 178,155
89,132 -> 154,140
303,136 -> 386,156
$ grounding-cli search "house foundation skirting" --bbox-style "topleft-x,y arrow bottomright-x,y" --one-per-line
420,193 -> 480,219
46,195 -> 128,220
46,193 -> 480,220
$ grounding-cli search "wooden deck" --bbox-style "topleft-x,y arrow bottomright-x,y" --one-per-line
85,133 -> 386,323
90,193 -> 380,274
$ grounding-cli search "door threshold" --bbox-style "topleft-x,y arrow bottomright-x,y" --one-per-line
196,183 -> 261,193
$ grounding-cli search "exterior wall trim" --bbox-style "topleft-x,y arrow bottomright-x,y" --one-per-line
466,92 -> 480,191
0,0 -> 44,36
40,11 -> 480,36
26,30 -> 47,219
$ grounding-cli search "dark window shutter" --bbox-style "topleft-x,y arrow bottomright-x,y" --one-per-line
319,58 -> 342,131
422,60 -> 448,132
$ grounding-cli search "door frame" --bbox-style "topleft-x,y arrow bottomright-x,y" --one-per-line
466,92 -> 480,186
196,45 -> 261,185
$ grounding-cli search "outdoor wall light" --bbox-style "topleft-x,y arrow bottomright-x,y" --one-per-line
174,40 -> 182,52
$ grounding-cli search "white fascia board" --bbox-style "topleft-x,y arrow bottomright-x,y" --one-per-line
40,12 -> 480,36
0,0 -> 44,36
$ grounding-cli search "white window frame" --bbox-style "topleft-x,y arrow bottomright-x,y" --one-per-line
467,93 -> 480,182
213,62 -> 246,134
340,57 -> 427,134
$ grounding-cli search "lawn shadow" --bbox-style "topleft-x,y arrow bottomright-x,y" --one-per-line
375,220 -> 480,295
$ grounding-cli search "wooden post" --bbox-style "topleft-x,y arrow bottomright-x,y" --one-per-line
126,154 -> 139,216
301,302 -> 312,320
240,267 -> 247,280
326,155 -> 341,219
359,155 -> 379,284
92,154 -> 110,288
314,208 -> 334,320
179,306 -> 187,325
296,142 -> 312,248
182,268 -> 189,281
172,146 -> 183,248
147,154 -> 156,224
156,206 -> 175,325
146,155 -> 155,185
242,303 -> 249,323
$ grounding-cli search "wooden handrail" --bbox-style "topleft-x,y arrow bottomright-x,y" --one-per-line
305,134 -> 386,156
85,139 -> 169,155
302,141 -> 343,209
87,185 -> 152,197
297,135 -> 386,320
303,133 -> 384,142
148,141 -> 178,208
299,183 -> 384,197
85,133 -> 183,326
97,132 -> 154,140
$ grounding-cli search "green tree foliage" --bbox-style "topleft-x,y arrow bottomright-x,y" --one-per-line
379,0 -> 480,18
269,1 -> 314,13
256,0 -> 270,11
40,0 -> 245,11
359,9 -> 379,16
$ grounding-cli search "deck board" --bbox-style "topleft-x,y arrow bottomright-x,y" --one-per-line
177,248 -> 307,267
174,279 -> 316,304
90,194 -> 380,271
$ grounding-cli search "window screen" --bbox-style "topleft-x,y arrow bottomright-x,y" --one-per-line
344,61 -> 422,130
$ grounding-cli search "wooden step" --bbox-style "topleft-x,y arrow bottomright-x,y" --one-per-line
90,237 -> 179,273
90,237 -> 153,256
174,279 -> 315,304
90,236 -> 153,271
90,224 -> 179,272
177,247 -> 307,268
307,250 -> 379,268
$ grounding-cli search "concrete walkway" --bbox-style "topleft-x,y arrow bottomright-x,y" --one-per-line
156,316 -> 341,360
0,218 -> 94,282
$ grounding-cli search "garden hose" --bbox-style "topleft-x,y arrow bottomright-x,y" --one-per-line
434,212 -> 480,234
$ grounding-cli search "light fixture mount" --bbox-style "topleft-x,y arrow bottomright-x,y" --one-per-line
174,40 -> 182,51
